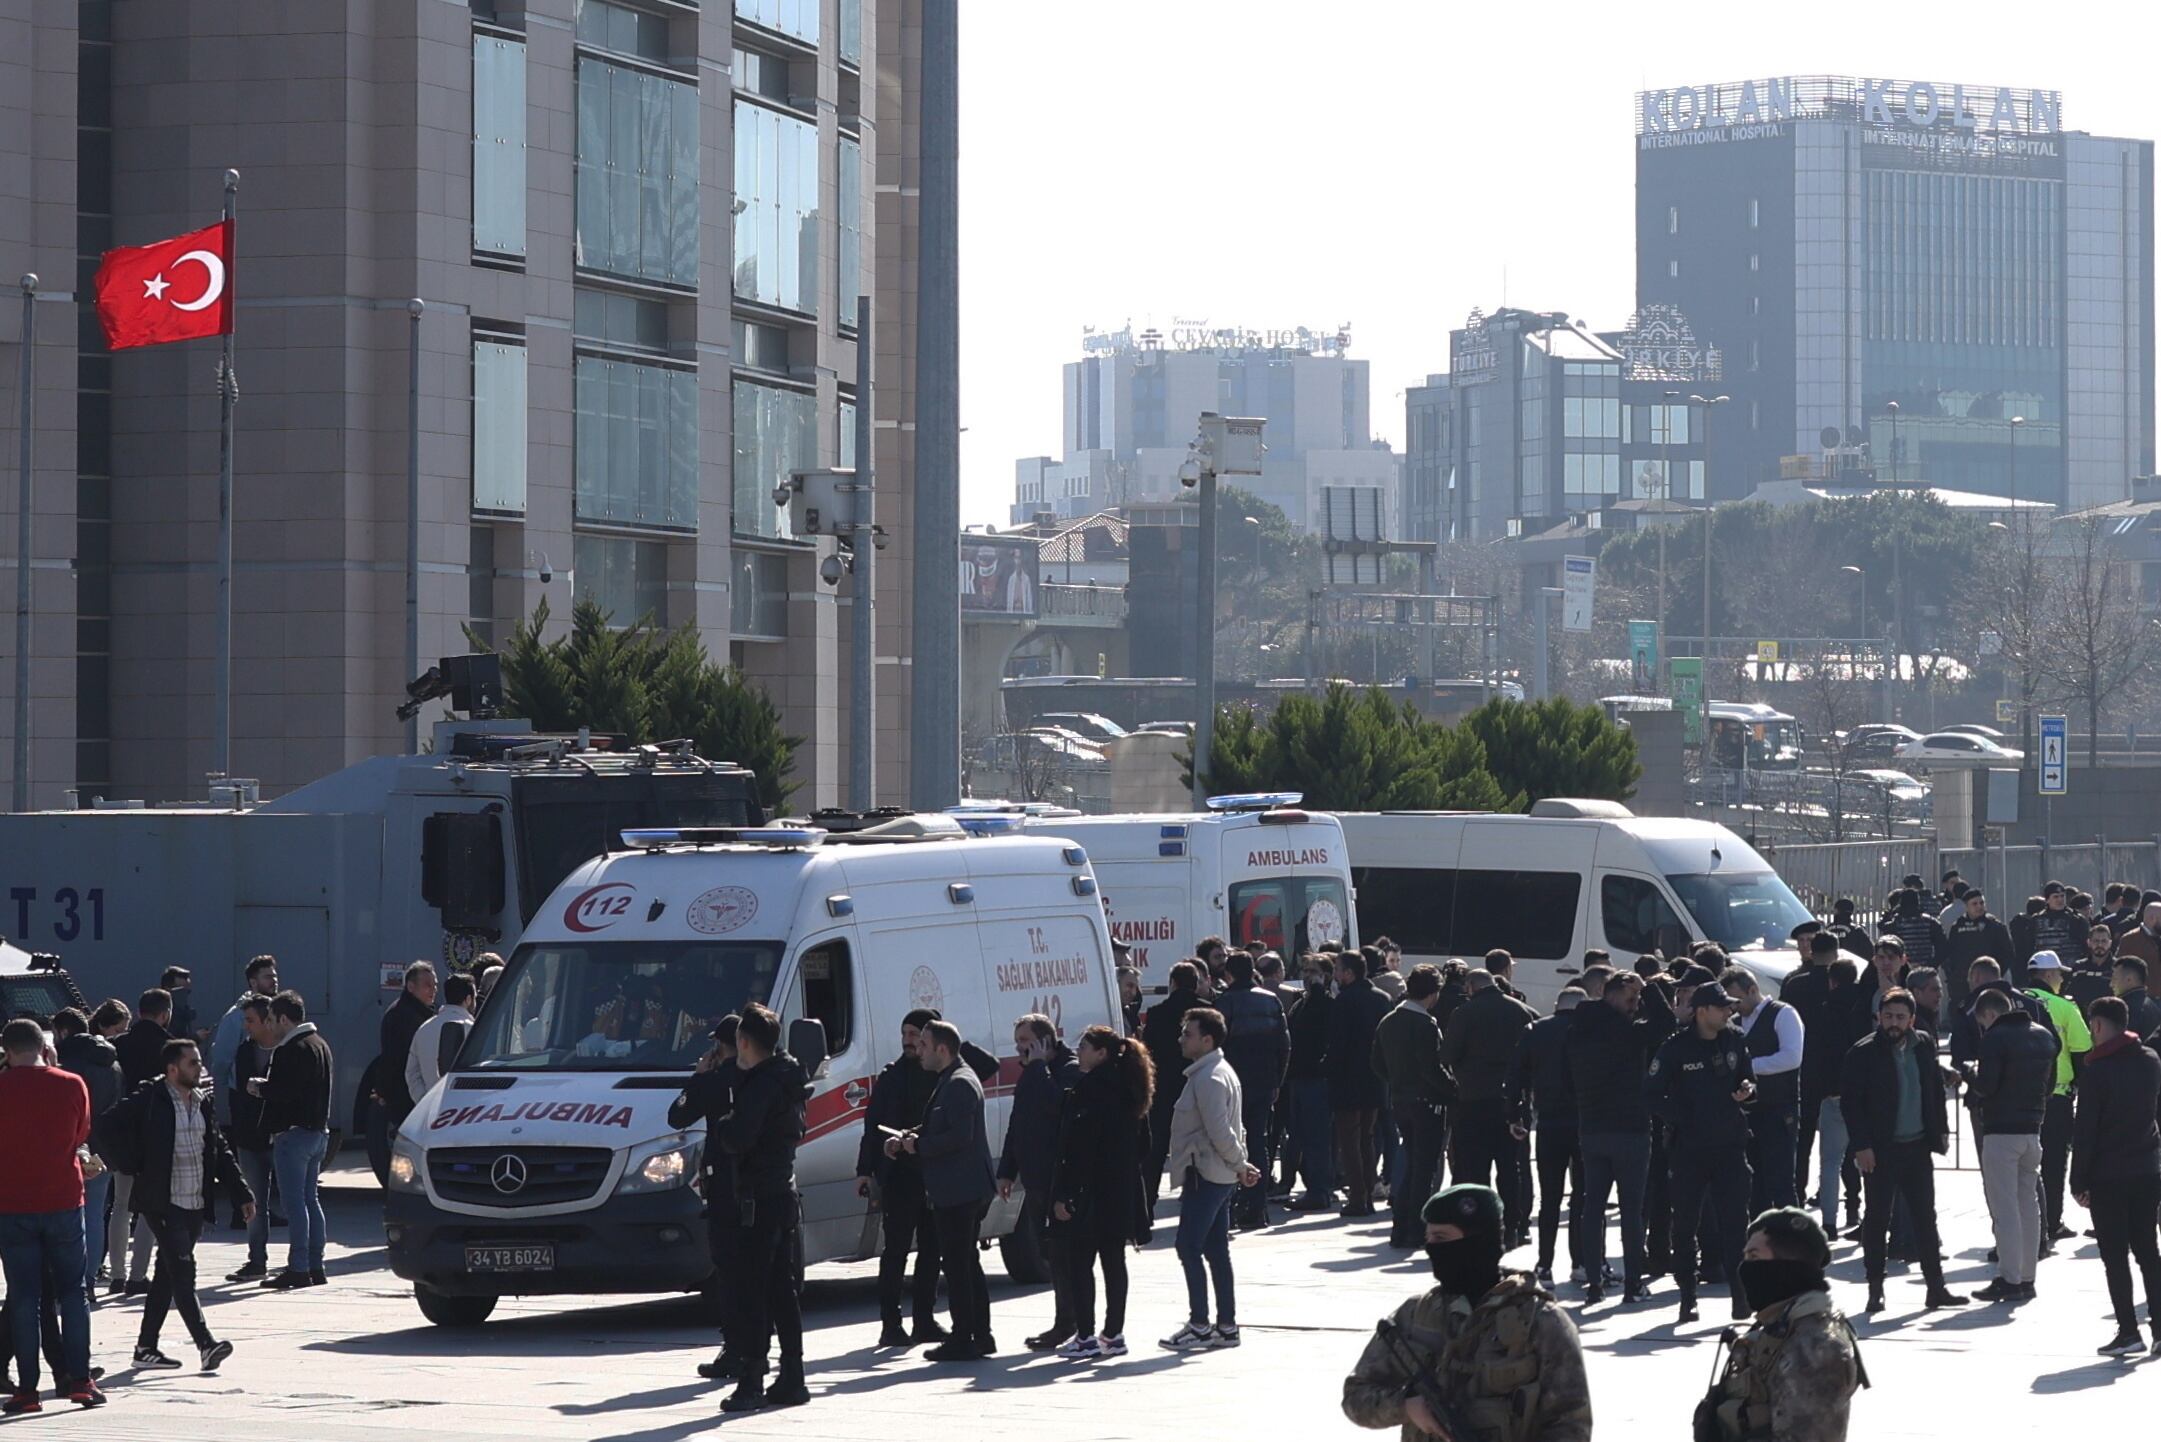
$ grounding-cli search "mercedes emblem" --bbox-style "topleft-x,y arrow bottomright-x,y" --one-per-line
489,1153 -> 529,1195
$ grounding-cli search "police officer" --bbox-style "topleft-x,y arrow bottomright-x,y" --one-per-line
1700,1209 -> 1866,1442
1651,981 -> 1757,1323
708,1003 -> 812,1413
1342,1184 -> 1592,1442
669,1014 -> 741,1381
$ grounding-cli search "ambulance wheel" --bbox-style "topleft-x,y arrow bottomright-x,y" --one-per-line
999,1214 -> 1050,1284
415,1285 -> 496,1328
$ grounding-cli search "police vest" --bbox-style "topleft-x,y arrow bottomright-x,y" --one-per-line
1713,1291 -> 1863,1442
1407,1276 -> 1551,1442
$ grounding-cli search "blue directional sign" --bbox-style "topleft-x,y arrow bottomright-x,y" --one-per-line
2038,714 -> 2068,795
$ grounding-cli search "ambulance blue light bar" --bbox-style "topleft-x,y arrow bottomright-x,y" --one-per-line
1205,792 -> 1305,812
952,813 -> 1025,836
620,826 -> 827,850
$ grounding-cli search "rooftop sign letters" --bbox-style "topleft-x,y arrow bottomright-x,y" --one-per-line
1081,321 -> 1352,360
1637,77 -> 2062,142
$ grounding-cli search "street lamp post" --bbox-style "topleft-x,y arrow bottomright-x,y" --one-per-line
1688,394 -> 1729,667
1885,400 -> 1901,484
1533,586 -> 1563,700
1659,390 -> 1679,636
2008,413 -> 2025,521
1244,514 -> 1263,573
1843,563 -> 1886,717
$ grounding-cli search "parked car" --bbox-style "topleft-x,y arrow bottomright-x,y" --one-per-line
1937,723 -> 2008,743
1838,724 -> 1921,762
1134,720 -> 1195,737
1849,768 -> 1931,805
979,731 -> 1109,771
1036,711 -> 1130,744
1896,732 -> 2024,764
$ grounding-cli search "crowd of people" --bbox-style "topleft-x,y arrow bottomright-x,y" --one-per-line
5,875 -> 2160,1435
0,953 -> 496,1415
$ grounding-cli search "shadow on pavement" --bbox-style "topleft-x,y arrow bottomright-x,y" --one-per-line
2031,1357 -> 2150,1392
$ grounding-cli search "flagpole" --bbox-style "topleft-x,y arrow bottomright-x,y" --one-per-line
214,169 -> 238,783
12,272 -> 35,813
404,298 -> 423,756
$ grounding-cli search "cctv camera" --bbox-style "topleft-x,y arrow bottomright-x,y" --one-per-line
538,563 -> 554,584
820,554 -> 846,586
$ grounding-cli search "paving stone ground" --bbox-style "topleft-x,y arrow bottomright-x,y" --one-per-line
11,1158 -> 2153,1439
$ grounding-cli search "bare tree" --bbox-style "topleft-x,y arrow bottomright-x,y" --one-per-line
2044,516 -> 2161,765
1789,651 -> 1876,839
1953,516 -> 2058,755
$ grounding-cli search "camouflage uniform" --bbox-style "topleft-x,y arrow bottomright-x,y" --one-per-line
1343,1270 -> 1592,1442
1708,1290 -> 1861,1442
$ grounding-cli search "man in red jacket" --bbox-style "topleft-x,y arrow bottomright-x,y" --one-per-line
0,1019 -> 101,1413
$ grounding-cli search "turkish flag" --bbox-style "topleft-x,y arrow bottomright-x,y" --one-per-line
93,219 -> 235,351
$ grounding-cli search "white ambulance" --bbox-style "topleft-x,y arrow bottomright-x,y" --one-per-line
385,814 -> 1120,1326
1337,800 -> 1814,1011
986,793 -> 1358,989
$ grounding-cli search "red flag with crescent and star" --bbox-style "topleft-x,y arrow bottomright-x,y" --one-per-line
92,219 -> 235,350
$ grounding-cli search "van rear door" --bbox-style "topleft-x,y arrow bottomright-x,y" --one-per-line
778,927 -> 872,1234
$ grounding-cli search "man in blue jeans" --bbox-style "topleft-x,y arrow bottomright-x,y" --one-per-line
247,991 -> 335,1289
0,1018 -> 101,1413
1160,1008 -> 1260,1351
224,996 -> 280,1282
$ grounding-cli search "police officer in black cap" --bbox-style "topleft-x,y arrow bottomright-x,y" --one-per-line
1651,980 -> 1758,1323
1700,1208 -> 1865,1442
1343,1184 -> 1592,1442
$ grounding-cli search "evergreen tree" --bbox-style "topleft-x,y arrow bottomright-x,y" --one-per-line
1462,695 -> 1641,805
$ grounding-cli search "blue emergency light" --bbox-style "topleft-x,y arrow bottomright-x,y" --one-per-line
1205,792 -> 1305,812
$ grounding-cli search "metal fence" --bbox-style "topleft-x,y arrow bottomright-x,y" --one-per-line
1766,837 -> 2161,916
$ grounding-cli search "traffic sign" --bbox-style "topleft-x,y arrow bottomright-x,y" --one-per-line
1756,641 -> 1780,666
1562,555 -> 1595,633
1995,698 -> 2018,725
2038,714 -> 2068,795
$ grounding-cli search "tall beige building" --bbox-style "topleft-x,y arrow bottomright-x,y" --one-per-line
1,0 -> 945,809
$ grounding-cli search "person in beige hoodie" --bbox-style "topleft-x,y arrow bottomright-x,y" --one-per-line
1161,1009 -> 1260,1353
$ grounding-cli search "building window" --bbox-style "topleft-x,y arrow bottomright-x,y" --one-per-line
1687,460 -> 1706,500
734,378 -> 816,539
732,45 -> 797,108
1750,295 -> 1761,317
1668,205 -> 1679,235
574,286 -> 670,352
472,35 -> 526,258
736,0 -> 818,44
1668,259 -> 1679,279
1650,405 -> 1690,446
837,135 -> 863,321
839,397 -> 857,469
472,336 -> 528,514
577,0 -> 671,62
732,548 -> 789,640
1749,400 -> 1760,431
1748,197 -> 1760,229
839,0 -> 862,65
574,533 -> 667,625
1749,339 -> 1760,371
469,525 -> 496,647
1749,253 -> 1760,273
731,316 -> 790,372
574,356 -> 699,529
575,58 -> 698,287
734,98 -> 820,314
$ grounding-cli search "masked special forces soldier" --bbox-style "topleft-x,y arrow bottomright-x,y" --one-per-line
1342,1184 -> 1592,1442
1698,1208 -> 1867,1442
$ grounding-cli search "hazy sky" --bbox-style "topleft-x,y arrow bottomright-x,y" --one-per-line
954,0 -> 2156,526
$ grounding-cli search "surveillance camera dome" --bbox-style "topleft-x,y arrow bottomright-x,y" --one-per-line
820,554 -> 845,585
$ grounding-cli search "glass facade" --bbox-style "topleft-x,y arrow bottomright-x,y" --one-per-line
731,548 -> 789,639
733,379 -> 816,539
837,135 -> 863,320
473,338 -> 528,513
576,0 -> 670,62
734,99 -> 820,313
736,0 -> 818,44
472,35 -> 526,257
575,58 -> 698,286
575,356 -> 699,529
574,533 -> 667,625
1558,359 -> 1622,513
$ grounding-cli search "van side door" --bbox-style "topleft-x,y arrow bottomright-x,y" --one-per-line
1452,821 -> 1596,1011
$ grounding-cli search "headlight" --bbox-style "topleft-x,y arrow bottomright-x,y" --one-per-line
616,1135 -> 700,1195
388,1140 -> 423,1193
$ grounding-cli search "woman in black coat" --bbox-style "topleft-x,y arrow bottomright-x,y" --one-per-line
1048,1024 -> 1155,1360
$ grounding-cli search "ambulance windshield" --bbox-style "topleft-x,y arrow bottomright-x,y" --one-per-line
461,940 -> 783,1071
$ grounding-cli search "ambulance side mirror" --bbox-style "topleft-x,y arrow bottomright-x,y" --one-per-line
789,1018 -> 829,1079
